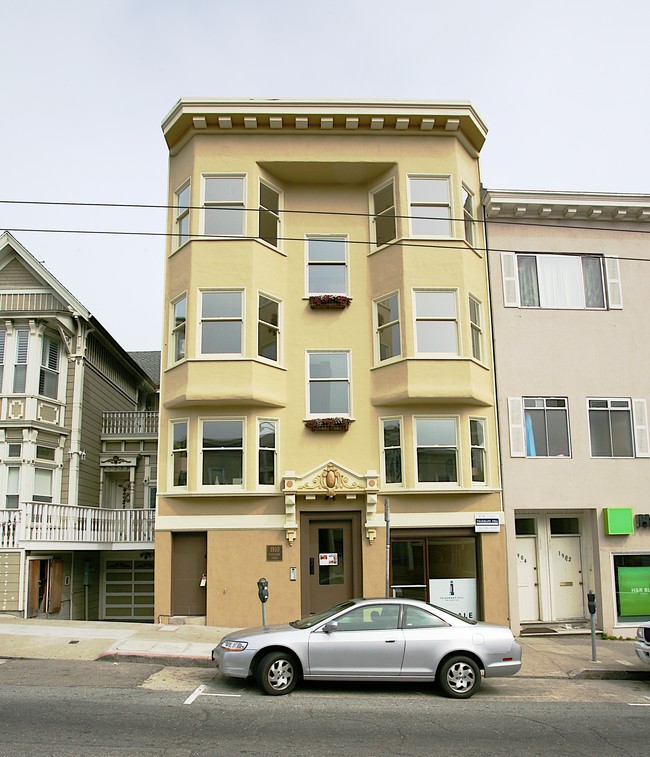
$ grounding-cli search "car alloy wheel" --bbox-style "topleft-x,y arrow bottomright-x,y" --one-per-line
438,655 -> 481,699
256,651 -> 298,696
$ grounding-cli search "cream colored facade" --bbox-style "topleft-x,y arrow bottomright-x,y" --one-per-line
485,189 -> 650,635
156,100 -> 507,629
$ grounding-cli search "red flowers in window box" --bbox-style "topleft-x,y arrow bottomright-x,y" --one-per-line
304,417 -> 352,431
308,295 -> 351,310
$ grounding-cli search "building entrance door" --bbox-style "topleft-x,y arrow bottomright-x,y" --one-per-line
301,514 -> 361,616
550,535 -> 584,620
27,558 -> 62,617
516,536 -> 540,621
171,533 -> 207,616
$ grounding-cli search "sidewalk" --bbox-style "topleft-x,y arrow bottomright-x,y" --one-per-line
0,614 -> 648,679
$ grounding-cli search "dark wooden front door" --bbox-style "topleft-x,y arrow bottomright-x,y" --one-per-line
171,533 -> 207,616
301,513 -> 361,616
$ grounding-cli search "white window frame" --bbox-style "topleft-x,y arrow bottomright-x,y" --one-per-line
13,329 -> 29,393
508,397 -> 572,459
174,180 -> 191,249
501,252 -> 622,310
587,398 -> 649,459
170,419 -> 188,488
0,329 -> 5,393
305,235 -> 349,296
413,289 -> 459,357
257,418 -> 278,488
33,466 -> 54,503
258,179 -> 282,249
199,289 -> 244,358
370,179 -> 397,248
5,465 -> 20,508
306,350 -> 351,418
408,175 -> 452,238
171,293 -> 187,364
257,292 -> 281,365
414,416 -> 460,487
374,292 -> 401,364
469,417 -> 487,486
201,173 -> 246,238
380,417 -> 403,487
200,417 -> 245,489
468,295 -> 483,362
39,334 -> 60,400
462,184 -> 476,246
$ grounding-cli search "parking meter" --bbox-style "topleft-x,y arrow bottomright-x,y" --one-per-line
587,590 -> 596,616
257,578 -> 269,628
257,578 -> 269,603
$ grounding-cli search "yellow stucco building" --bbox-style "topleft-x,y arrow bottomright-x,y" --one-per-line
155,99 -> 508,628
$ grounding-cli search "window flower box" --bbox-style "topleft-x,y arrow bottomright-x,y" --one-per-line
308,295 -> 351,310
304,417 -> 352,432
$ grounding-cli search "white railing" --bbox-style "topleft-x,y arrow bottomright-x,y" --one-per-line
7,503 -> 155,545
0,509 -> 21,548
102,411 -> 159,436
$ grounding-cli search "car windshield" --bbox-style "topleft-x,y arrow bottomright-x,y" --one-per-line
428,602 -> 477,625
290,601 -> 356,629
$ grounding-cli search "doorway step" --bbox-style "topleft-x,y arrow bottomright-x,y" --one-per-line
520,621 -> 597,636
165,615 -> 206,626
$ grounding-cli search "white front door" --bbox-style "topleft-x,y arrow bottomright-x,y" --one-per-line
516,536 -> 540,621
550,535 -> 584,620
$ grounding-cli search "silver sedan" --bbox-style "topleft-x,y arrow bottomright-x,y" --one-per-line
212,597 -> 522,698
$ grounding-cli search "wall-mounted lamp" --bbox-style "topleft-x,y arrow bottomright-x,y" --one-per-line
67,450 -> 87,460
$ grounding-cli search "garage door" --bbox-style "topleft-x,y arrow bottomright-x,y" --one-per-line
103,558 -> 154,621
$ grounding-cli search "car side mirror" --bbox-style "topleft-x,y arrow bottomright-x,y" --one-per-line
322,621 -> 338,634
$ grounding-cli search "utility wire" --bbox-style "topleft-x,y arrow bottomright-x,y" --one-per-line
2,197 -> 650,236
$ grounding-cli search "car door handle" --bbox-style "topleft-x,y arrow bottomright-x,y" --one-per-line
385,639 -> 397,643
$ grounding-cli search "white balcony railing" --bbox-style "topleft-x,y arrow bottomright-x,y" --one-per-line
0,509 -> 21,548
0,503 -> 155,546
102,411 -> 159,436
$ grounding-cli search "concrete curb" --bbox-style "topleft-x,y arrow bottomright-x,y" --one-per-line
97,652 -> 213,667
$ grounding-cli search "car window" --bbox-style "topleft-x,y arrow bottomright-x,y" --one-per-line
292,601 -> 355,629
335,604 -> 400,631
403,605 -> 449,629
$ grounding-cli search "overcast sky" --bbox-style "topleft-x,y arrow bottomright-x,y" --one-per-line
2,0 -> 648,351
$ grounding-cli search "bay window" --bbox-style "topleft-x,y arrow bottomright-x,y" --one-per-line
375,294 -> 401,362
415,418 -> 458,484
200,290 -> 243,356
381,418 -> 403,485
171,420 -> 188,487
409,176 -> 451,237
202,419 -> 244,486
203,175 -> 245,237
414,290 -> 458,355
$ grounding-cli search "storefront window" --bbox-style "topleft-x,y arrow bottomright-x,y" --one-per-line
613,554 -> 650,623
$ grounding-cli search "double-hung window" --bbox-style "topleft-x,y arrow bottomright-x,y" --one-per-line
203,175 -> 245,237
470,418 -> 486,484
33,468 -> 53,503
13,330 -> 28,393
306,236 -> 348,295
409,177 -> 451,237
202,419 -> 244,486
462,186 -> 475,246
258,294 -> 280,363
0,329 -> 5,391
469,296 -> 483,361
415,418 -> 458,484
375,294 -> 401,362
39,335 -> 60,399
258,419 -> 277,486
414,290 -> 458,355
259,181 -> 281,248
501,252 -> 622,310
308,352 -> 350,416
381,418 -> 403,485
200,290 -> 243,356
174,182 -> 190,248
370,181 -> 396,247
172,295 -> 187,362
588,398 -> 649,458
6,466 -> 20,508
171,420 -> 188,487
507,397 -> 570,458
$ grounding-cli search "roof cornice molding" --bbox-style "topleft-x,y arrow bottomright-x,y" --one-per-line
483,189 -> 650,222
161,98 -> 488,154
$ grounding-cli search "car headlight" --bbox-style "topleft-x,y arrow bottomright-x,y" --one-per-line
637,627 -> 645,641
220,639 -> 248,652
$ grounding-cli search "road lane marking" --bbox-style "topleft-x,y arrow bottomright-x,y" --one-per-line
616,660 -> 633,666
184,684 -> 241,704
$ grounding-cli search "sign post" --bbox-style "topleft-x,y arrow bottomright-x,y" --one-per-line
384,498 -> 391,598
